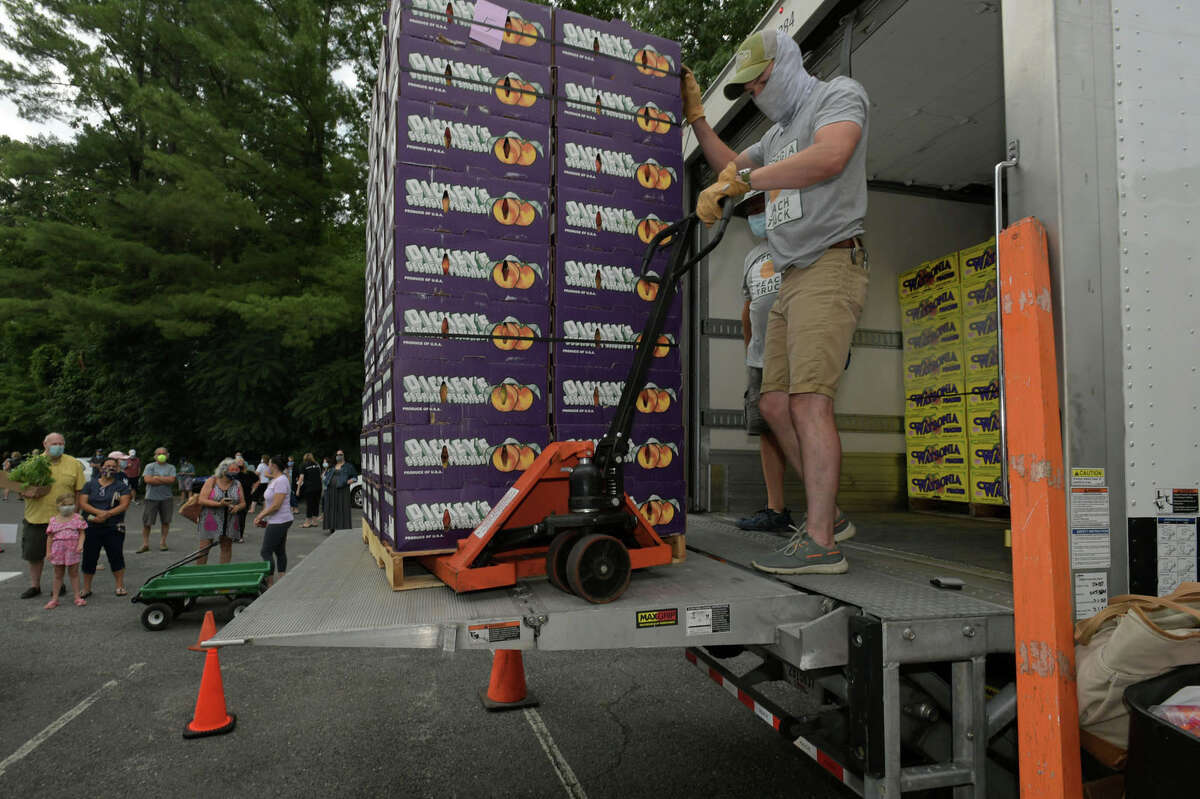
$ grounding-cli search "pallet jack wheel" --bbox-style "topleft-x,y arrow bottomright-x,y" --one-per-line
546,531 -> 583,594
565,533 -> 631,604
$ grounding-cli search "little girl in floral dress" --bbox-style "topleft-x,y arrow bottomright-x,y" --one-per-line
45,493 -> 87,609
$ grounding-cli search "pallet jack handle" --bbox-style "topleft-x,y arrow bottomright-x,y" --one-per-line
595,201 -> 737,474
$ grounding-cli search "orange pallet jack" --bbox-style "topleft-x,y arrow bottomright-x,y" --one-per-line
424,203 -> 736,604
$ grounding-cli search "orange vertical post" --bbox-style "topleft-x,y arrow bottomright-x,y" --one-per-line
999,217 -> 1082,798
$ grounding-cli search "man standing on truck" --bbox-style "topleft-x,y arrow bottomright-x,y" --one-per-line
682,29 -> 867,574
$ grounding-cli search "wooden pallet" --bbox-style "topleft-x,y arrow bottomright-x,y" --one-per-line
908,497 -> 1010,521
361,521 -> 454,591
666,533 -> 687,563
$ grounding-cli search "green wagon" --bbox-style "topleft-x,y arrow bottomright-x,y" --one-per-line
132,543 -> 270,631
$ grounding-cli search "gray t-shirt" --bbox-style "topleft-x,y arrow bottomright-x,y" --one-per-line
744,76 -> 869,272
741,242 -> 779,368
142,461 -> 177,501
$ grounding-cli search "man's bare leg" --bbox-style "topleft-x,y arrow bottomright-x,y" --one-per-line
789,393 -> 840,548
761,430 -> 788,512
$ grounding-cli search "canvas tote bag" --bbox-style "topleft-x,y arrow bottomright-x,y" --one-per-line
1074,582 -> 1200,767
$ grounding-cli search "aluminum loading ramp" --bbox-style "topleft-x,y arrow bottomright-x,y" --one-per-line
208,516 -> 1014,658
205,528 -> 829,651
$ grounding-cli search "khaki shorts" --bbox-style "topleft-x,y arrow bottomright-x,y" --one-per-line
761,245 -> 869,398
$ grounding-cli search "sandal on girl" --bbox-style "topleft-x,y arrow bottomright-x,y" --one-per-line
74,596 -> 87,607
114,587 -> 128,596
44,599 -> 59,609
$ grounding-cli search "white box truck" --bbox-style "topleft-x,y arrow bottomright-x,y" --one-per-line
215,2 -> 1198,796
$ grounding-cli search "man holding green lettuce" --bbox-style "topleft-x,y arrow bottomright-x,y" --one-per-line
17,432 -> 86,599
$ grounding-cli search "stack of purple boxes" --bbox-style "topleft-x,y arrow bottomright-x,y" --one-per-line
362,0 -> 684,553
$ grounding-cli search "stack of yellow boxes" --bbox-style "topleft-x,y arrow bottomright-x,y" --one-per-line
959,238 -> 1004,505
899,253 -> 969,502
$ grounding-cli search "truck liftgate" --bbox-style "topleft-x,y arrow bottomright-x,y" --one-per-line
210,515 -> 1017,797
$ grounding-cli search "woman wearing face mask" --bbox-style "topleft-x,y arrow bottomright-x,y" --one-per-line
194,458 -> 246,565
253,455 -> 294,586
296,453 -> 323,528
77,456 -> 133,598
321,450 -> 357,534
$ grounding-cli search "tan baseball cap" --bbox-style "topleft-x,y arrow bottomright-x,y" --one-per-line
723,29 -> 778,100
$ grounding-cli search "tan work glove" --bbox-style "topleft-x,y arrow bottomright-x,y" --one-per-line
681,65 -> 705,125
696,162 -> 750,225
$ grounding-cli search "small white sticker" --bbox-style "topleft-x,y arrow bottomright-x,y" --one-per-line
1156,517 -> 1198,595
1070,486 -> 1111,569
686,604 -> 731,636
473,486 -> 520,538
1073,572 -> 1108,620
793,734 -> 818,758
1070,467 -> 1105,487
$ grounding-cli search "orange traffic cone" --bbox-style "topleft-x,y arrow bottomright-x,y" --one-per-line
183,647 -> 237,738
479,649 -> 538,711
188,610 -> 218,652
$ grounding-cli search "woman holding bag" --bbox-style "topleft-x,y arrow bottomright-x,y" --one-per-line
194,458 -> 246,565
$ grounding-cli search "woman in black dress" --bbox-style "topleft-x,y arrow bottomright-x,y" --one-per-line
322,449 -> 356,534
296,453 -> 323,528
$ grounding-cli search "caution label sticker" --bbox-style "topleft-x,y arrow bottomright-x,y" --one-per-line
468,620 -> 521,643
636,608 -> 678,629
686,604 -> 731,636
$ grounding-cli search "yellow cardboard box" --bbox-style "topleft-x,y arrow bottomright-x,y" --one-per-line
962,273 -> 997,314
965,401 -> 1002,439
903,318 -> 965,364
967,433 -> 1002,470
959,238 -> 996,285
904,377 -> 966,415
964,339 -> 999,379
905,406 -> 968,441
900,283 -> 964,332
902,345 -> 965,385
907,465 -> 969,502
965,372 -> 1000,406
898,252 -> 961,302
969,465 -> 1005,505
963,305 -> 998,347
906,434 -> 968,470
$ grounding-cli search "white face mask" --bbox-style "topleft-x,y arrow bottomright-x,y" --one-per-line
58,505 -> 74,515
322,461 -> 329,468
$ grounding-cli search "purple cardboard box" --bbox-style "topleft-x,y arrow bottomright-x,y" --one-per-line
556,126 -> 683,207
554,247 -> 683,315
396,35 -> 551,125
396,97 -> 551,184
625,479 -> 687,539
396,0 -> 552,64
392,356 -> 550,427
555,65 -> 683,149
555,423 -> 685,487
380,426 -> 396,488
556,184 -> 680,259
554,302 -> 681,370
553,9 -> 682,95
391,483 -> 523,552
392,293 -> 550,363
393,421 -> 550,489
393,227 -> 549,305
396,162 -> 550,246
553,362 -> 683,429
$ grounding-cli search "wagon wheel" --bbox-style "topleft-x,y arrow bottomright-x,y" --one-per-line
141,602 -> 174,632
545,531 -> 583,594
228,597 -> 255,618
565,534 -> 631,604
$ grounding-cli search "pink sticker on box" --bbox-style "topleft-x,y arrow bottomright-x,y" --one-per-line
469,0 -> 507,50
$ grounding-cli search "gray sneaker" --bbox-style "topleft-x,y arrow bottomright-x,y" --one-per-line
788,511 -> 857,542
751,533 -> 848,575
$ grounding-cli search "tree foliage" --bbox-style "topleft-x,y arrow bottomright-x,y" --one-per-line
0,0 -> 764,466
0,0 -> 379,466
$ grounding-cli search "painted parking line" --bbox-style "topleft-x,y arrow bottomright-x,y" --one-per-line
524,708 -> 588,799
0,572 -> 21,584
0,662 -> 145,778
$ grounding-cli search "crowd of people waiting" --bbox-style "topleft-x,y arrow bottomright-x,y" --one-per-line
1,433 -> 358,608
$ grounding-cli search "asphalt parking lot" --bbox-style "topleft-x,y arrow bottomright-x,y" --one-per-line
0,499 -> 850,798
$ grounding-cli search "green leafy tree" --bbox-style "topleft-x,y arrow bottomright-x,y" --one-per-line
0,0 -> 379,465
